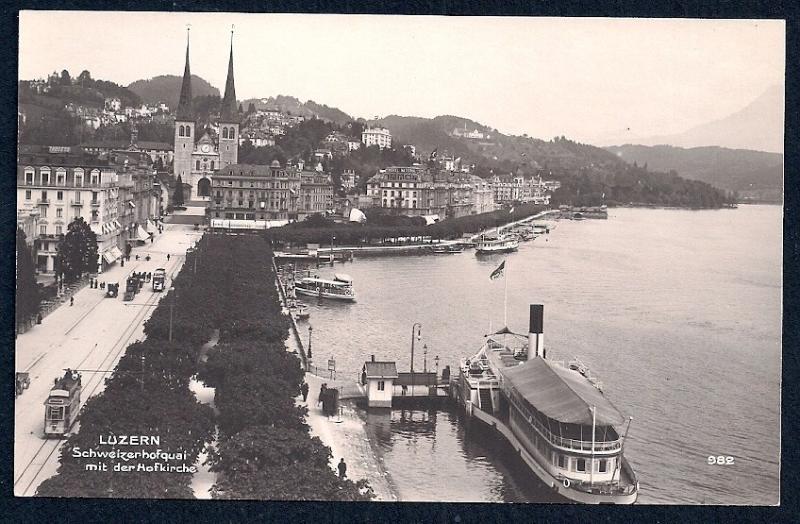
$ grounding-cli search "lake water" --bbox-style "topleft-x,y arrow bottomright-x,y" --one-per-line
298,205 -> 782,504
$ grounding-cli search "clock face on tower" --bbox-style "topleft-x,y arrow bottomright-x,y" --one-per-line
201,144 -> 211,153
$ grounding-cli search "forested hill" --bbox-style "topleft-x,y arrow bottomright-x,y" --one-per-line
238,95 -> 353,126
127,75 -> 220,107
605,144 -> 783,202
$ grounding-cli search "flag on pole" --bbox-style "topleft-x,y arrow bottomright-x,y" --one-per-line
490,260 -> 506,280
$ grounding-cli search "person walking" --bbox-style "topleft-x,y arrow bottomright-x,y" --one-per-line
301,382 -> 309,402
337,458 -> 347,479
318,383 -> 327,407
70,296 -> 74,307
167,253 -> 171,262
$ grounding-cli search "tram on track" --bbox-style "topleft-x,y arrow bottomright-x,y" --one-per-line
43,369 -> 82,438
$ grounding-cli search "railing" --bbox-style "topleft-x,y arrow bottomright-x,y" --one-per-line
36,199 -> 50,204
90,201 -> 101,207
70,200 -> 83,206
508,393 -> 622,453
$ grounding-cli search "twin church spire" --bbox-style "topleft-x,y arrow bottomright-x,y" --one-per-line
175,27 -> 237,123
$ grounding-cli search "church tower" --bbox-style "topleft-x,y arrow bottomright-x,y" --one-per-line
218,30 -> 239,168
173,28 -> 195,183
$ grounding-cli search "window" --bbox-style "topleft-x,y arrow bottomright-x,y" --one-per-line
186,126 -> 191,137
41,168 -> 51,185
74,169 -> 84,187
576,458 -> 586,472
91,192 -> 98,203
25,190 -> 31,200
558,455 -> 567,468
196,160 -> 200,171
57,191 -> 63,201
222,127 -> 228,139
179,125 -> 185,137
377,380 -> 385,391
74,191 -> 81,203
39,206 -> 48,218
56,225 -> 63,235
229,127 -> 235,139
40,225 -> 47,235
210,161 -> 214,170
56,208 -> 63,218
56,168 -> 66,186
599,459 -> 607,473
90,169 -> 99,185
41,191 -> 48,202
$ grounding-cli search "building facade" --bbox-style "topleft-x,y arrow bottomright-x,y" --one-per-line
298,171 -> 334,220
210,161 -> 301,221
173,31 -> 239,200
361,127 -> 392,149
17,149 -> 124,274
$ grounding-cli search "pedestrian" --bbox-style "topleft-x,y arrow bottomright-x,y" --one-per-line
167,253 -> 171,261
150,236 -> 154,244
337,458 -> 347,479
301,382 -> 309,402
70,296 -> 74,307
318,383 -> 327,407
135,254 -> 139,261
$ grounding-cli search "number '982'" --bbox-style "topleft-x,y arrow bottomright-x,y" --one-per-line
707,456 -> 735,465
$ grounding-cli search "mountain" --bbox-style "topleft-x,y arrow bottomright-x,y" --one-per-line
624,85 -> 784,153
239,95 -> 353,126
605,144 -> 783,202
127,75 -> 220,108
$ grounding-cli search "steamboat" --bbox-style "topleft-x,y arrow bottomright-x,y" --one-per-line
294,273 -> 356,301
454,305 -> 639,504
475,234 -> 520,255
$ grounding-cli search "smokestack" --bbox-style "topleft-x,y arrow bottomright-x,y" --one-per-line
371,354 -> 375,362
528,304 -> 544,359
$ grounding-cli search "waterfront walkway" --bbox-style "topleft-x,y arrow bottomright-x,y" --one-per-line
297,372 -> 397,501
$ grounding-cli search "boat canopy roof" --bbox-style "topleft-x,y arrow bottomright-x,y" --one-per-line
502,357 -> 626,426
299,276 -> 348,287
334,273 -> 353,283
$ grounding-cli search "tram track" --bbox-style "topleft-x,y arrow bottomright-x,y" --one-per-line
14,254 -> 185,496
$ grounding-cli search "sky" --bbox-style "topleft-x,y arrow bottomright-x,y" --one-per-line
19,12 -> 785,146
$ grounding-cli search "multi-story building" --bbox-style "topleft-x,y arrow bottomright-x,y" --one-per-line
366,166 -> 492,218
340,170 -> 358,191
108,150 -> 159,243
489,174 -> 556,205
298,170 -> 334,220
470,175 -> 496,214
210,161 -> 301,221
362,127 -> 392,149
17,147 -> 124,273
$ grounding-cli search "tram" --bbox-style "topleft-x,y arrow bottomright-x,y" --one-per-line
43,369 -> 82,438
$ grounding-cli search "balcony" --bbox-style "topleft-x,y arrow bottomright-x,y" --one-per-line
90,201 -> 101,207
36,199 -> 50,205
70,200 -> 83,206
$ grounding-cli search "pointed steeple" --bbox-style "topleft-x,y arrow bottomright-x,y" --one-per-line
176,28 -> 193,121
220,28 -> 238,123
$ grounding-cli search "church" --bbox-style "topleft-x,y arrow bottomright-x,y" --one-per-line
173,31 -> 239,200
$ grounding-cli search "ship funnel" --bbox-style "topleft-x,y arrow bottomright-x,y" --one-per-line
528,304 -> 544,359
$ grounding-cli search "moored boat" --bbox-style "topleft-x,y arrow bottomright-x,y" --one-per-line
294,273 -> 356,301
455,305 -> 639,504
475,234 -> 519,255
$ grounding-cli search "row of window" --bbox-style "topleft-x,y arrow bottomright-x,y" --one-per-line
221,126 -> 236,139
177,125 -> 192,137
24,190 -> 98,204
522,416 -> 614,475
214,179 -> 294,189
383,199 -> 418,208
23,168 -> 101,187
196,160 -> 215,171
383,190 -> 418,198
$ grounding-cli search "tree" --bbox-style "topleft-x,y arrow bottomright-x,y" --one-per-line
60,69 -> 72,86
77,70 -> 92,85
173,175 -> 185,206
16,228 -> 41,326
56,217 -> 98,282
247,102 -> 256,115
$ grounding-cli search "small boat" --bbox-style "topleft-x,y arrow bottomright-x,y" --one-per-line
295,273 -> 356,301
296,306 -> 310,320
475,234 -> 519,255
432,245 -> 465,254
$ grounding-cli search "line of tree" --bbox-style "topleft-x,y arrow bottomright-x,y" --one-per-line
15,229 -> 42,330
189,234 -> 373,500
265,203 -> 545,248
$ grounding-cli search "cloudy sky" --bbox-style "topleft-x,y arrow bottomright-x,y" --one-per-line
19,12 -> 785,146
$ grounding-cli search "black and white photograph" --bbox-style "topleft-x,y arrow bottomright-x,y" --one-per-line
13,11 -> 784,506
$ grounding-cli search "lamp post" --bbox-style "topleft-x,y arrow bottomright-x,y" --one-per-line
434,355 -> 440,382
307,325 -> 313,360
423,344 -> 428,373
331,235 -> 336,266
410,323 -> 421,396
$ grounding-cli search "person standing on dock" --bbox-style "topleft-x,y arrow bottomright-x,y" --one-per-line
337,458 -> 347,479
301,382 -> 309,402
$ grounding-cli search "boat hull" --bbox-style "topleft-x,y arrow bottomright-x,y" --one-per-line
475,246 -> 518,255
467,403 -> 638,504
295,286 -> 356,301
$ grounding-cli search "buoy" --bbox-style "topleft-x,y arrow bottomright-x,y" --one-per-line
563,478 -> 571,489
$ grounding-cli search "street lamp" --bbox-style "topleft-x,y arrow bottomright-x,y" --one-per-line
410,323 -> 421,397
331,235 -> 336,266
307,325 -> 313,360
434,355 -> 440,380
423,344 -> 428,373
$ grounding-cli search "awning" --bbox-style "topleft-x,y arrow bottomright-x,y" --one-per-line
136,225 -> 149,241
90,223 -> 103,236
102,251 -> 116,264
110,246 -> 123,260
502,357 -> 626,426
146,219 -> 156,231
422,214 -> 440,225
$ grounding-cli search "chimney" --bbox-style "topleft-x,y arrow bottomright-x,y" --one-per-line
528,304 -> 544,359
371,354 -> 375,362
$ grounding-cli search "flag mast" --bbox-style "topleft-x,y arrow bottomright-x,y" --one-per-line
504,259 -> 508,327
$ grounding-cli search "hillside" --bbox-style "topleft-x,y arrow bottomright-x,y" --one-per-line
626,85 -> 784,153
605,144 -> 783,203
127,75 -> 220,108
239,95 -> 353,126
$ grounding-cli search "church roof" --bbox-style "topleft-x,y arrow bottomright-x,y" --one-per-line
176,30 -> 194,121
220,35 -> 238,123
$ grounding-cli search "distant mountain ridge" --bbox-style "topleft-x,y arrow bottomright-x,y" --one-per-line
606,144 -> 783,202
621,85 -> 784,153
127,75 -> 220,108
